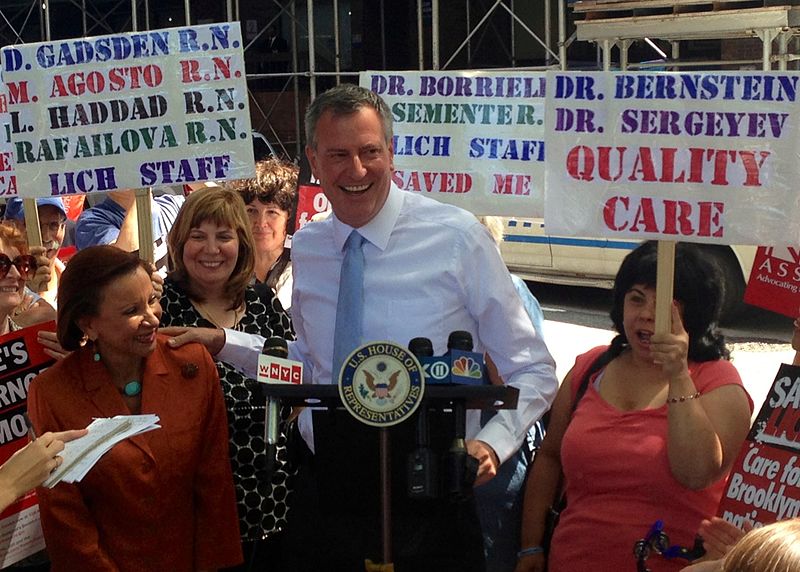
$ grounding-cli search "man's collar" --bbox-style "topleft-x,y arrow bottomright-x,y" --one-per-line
332,184 -> 403,252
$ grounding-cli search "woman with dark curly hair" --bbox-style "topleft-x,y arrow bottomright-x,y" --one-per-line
516,241 -> 753,572
160,186 -> 295,572
225,158 -> 298,312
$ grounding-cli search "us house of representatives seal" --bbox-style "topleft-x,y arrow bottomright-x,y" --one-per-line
338,341 -> 425,427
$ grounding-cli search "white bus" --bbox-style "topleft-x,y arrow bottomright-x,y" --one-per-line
499,218 -> 756,323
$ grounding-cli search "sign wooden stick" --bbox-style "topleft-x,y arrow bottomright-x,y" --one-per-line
22,198 -> 42,248
655,240 -> 676,335
134,188 -> 154,264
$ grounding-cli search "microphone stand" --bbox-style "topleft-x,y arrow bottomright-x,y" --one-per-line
380,428 -> 392,565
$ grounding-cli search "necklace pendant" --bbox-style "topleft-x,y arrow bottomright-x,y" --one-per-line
123,380 -> 142,397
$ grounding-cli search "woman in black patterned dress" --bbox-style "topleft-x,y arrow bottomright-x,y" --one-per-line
159,186 -> 295,571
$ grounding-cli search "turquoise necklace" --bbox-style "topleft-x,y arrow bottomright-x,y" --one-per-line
122,381 -> 142,397
92,349 -> 142,397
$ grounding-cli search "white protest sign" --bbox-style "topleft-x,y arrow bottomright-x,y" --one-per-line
544,71 -> 800,246
1,22 -> 255,197
360,70 -> 545,216
0,88 -> 16,196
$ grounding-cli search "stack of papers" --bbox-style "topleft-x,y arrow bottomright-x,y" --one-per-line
44,414 -> 161,488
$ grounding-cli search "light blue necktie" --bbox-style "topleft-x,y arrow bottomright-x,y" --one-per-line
331,231 -> 365,382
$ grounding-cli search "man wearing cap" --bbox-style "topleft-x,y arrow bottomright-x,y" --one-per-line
4,197 -> 69,310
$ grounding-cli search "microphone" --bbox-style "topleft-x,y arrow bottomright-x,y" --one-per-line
407,338 -> 438,499
446,330 -> 485,386
443,331 -> 479,501
408,337 -> 434,358
447,330 -> 473,351
262,335 -> 289,357
262,337 -> 286,464
259,336 -> 291,477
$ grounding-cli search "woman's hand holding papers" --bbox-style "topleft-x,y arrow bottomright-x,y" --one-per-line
0,429 -> 87,511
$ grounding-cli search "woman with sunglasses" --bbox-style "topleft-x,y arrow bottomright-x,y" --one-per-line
27,245 -> 242,572
226,158 -> 298,313
0,223 -> 43,334
161,186 -> 294,571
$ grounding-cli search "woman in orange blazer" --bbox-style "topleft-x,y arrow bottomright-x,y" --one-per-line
28,246 -> 243,572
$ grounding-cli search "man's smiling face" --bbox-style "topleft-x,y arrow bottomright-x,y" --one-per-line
306,107 -> 394,228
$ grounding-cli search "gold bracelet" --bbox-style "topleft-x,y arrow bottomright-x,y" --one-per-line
666,391 -> 701,404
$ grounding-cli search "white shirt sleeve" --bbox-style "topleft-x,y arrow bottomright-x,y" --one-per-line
217,328 -> 265,380
460,223 -> 558,464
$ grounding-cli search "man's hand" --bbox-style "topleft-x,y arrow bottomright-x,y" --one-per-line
12,298 -> 55,329
161,326 -> 226,356
467,439 -> 499,487
27,245 -> 52,293
107,190 -> 136,210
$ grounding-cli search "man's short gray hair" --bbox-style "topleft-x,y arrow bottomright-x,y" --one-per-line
304,84 -> 393,149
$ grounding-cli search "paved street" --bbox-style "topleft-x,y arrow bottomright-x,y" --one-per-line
529,282 -> 795,413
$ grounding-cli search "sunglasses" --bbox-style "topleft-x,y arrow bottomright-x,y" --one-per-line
0,254 -> 37,281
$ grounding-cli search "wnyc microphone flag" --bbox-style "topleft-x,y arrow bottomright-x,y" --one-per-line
257,353 -> 303,385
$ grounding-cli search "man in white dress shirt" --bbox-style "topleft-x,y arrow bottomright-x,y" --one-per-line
166,84 -> 557,571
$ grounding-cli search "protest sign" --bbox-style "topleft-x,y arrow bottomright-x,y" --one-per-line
544,71 -> 800,246
717,363 -> 800,529
743,246 -> 800,318
295,184 -> 328,231
1,23 -> 255,197
0,87 -> 16,196
0,322 -> 56,567
360,70 -> 546,216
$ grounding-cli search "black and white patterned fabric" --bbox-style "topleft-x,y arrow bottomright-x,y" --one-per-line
160,277 -> 296,541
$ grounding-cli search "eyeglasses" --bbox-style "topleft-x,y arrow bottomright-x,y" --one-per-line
0,254 -> 37,281
40,219 -> 66,235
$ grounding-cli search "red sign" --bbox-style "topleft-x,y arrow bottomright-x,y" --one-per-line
717,364 -> 800,529
294,184 -> 329,231
743,246 -> 800,318
0,321 -> 56,567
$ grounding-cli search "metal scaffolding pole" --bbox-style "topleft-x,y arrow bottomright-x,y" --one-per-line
545,0 -> 552,66
417,0 -> 424,70
307,0 -> 316,99
42,0 -> 51,42
131,0 -> 137,33
466,0 -> 471,64
510,0 -> 516,67
333,0 -> 341,83
559,0 -> 567,70
442,0 -> 558,70
291,0 -> 302,157
432,0 -> 439,70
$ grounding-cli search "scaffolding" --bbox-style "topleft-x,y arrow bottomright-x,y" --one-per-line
3,0 -> 800,157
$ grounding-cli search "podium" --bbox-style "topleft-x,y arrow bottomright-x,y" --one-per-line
263,383 -> 519,570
